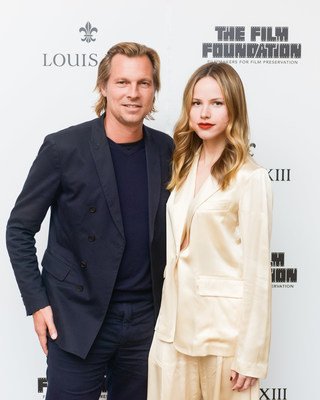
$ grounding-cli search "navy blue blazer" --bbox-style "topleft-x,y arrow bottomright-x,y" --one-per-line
6,115 -> 174,358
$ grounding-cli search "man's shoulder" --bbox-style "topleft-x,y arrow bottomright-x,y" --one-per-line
47,116 -> 102,143
144,125 -> 173,147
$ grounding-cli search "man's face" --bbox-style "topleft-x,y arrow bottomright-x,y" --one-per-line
101,54 -> 155,128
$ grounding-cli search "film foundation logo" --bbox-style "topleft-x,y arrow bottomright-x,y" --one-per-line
43,22 -> 98,67
271,252 -> 297,288
250,144 -> 291,182
38,377 -> 107,399
202,26 -> 301,65
260,388 -> 288,400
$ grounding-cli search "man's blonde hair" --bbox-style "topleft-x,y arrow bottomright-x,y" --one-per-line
94,42 -> 161,119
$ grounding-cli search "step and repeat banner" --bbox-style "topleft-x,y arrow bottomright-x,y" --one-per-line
1,1 -> 319,399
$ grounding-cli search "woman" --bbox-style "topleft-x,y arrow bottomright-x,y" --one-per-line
148,62 -> 272,400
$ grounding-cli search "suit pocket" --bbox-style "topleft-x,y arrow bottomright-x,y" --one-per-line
197,276 -> 243,299
42,250 -> 71,281
196,276 -> 243,344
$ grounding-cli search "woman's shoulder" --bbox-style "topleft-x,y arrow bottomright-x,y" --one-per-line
240,156 -> 267,174
236,157 -> 269,184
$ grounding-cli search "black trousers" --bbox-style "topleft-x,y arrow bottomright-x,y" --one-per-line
46,301 -> 155,400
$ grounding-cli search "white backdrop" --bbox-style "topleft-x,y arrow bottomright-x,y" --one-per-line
1,1 -> 319,399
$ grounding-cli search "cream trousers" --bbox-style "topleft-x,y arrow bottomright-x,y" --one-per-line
148,333 -> 259,400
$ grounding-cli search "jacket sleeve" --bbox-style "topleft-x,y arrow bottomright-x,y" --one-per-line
231,168 -> 273,378
6,135 -> 61,315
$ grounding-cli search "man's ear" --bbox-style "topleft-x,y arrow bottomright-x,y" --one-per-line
100,85 -> 107,97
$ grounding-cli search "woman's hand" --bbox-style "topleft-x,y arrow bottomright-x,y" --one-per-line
230,370 -> 257,392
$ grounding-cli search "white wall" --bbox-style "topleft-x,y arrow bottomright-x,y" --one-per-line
1,1 -> 319,398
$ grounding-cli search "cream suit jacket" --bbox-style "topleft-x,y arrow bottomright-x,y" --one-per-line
155,152 -> 273,378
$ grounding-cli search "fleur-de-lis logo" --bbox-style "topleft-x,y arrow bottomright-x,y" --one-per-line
249,142 -> 256,156
79,22 -> 98,43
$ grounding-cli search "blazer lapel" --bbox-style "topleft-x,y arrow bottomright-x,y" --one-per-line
190,174 -> 221,216
172,153 -> 199,251
144,126 -> 161,244
89,115 -> 125,239
173,151 -> 221,251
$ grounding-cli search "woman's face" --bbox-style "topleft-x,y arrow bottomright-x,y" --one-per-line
189,76 -> 229,145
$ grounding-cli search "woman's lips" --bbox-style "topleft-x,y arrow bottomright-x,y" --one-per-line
198,123 -> 214,130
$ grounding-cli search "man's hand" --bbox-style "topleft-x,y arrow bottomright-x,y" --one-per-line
33,306 -> 57,355
230,370 -> 257,392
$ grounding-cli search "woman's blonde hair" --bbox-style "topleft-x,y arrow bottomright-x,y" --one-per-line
168,62 -> 250,191
94,42 -> 161,119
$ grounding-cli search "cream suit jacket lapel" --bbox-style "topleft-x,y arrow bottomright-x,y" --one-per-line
181,174 -> 221,251
155,153 -> 200,341
171,152 -> 198,253
156,153 -> 221,342
174,151 -> 221,253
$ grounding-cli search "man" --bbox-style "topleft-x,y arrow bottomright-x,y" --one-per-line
6,42 -> 173,400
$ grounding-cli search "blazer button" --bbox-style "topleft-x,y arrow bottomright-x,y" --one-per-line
80,261 -> 87,269
88,235 -> 95,242
76,285 -> 84,292
89,207 -> 96,213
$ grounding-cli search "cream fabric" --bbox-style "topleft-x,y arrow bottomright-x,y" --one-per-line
148,332 -> 260,400
155,152 -> 273,378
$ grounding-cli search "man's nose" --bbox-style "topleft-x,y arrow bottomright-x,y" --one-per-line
127,83 -> 139,98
